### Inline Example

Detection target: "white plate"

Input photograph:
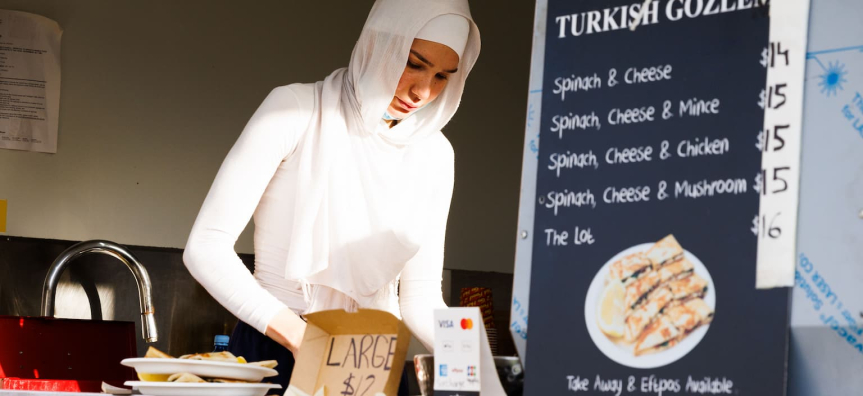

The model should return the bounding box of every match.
[584,243,716,369]
[121,358,277,382]
[125,381,281,396]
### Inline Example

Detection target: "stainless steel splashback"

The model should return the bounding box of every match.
[0,236,243,357]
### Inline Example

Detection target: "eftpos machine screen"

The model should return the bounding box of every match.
[523,0,790,395]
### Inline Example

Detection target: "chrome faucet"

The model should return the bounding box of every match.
[41,240,158,343]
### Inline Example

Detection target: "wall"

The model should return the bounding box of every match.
[0,0,534,274]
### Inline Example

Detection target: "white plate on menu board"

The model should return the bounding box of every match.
[125,381,281,396]
[121,358,277,382]
[584,243,716,369]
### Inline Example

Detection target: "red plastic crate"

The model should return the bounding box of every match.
[0,316,138,392]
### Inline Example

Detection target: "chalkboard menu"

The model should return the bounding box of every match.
[524,0,790,395]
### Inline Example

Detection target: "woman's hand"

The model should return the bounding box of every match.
[265,308,307,355]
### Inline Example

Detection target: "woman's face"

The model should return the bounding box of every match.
[386,38,460,119]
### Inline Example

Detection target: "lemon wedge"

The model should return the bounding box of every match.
[237,356,247,364]
[137,372,170,382]
[597,281,626,338]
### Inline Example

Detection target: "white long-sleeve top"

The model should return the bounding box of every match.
[183,84,450,350]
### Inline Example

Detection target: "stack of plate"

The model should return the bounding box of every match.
[120,358,281,396]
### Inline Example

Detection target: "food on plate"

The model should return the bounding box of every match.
[597,281,626,338]
[598,234,713,357]
[608,252,653,286]
[138,348,174,381]
[634,316,680,356]
[247,360,279,369]
[668,274,708,302]
[665,299,713,333]
[624,270,662,310]
[212,378,255,383]
[179,351,245,363]
[624,287,673,343]
[645,234,683,267]
[167,372,206,383]
[145,346,174,359]
[136,372,170,382]
[136,346,278,383]
[680,298,714,328]
[658,257,694,283]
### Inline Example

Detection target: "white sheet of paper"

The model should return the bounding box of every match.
[755,0,811,288]
[0,10,62,153]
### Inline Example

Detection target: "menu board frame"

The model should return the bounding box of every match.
[512,1,792,394]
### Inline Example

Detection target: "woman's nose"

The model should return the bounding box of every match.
[410,76,433,103]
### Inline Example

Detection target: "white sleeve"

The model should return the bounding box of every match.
[399,135,454,352]
[183,85,310,335]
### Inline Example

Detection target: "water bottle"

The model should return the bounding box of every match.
[213,335,229,352]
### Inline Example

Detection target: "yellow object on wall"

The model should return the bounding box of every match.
[0,199,6,232]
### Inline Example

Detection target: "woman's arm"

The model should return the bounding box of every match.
[399,133,455,352]
[183,85,311,353]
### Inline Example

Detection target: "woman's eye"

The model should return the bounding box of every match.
[435,73,448,81]
[407,61,422,69]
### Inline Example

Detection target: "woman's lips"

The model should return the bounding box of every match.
[396,98,418,111]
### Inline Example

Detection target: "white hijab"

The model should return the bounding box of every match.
[283,0,481,306]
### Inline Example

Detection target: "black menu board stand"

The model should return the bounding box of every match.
[524,1,790,395]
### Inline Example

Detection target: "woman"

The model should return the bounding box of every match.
[183,0,480,394]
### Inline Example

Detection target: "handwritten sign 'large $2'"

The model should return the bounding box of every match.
[320,334,399,396]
